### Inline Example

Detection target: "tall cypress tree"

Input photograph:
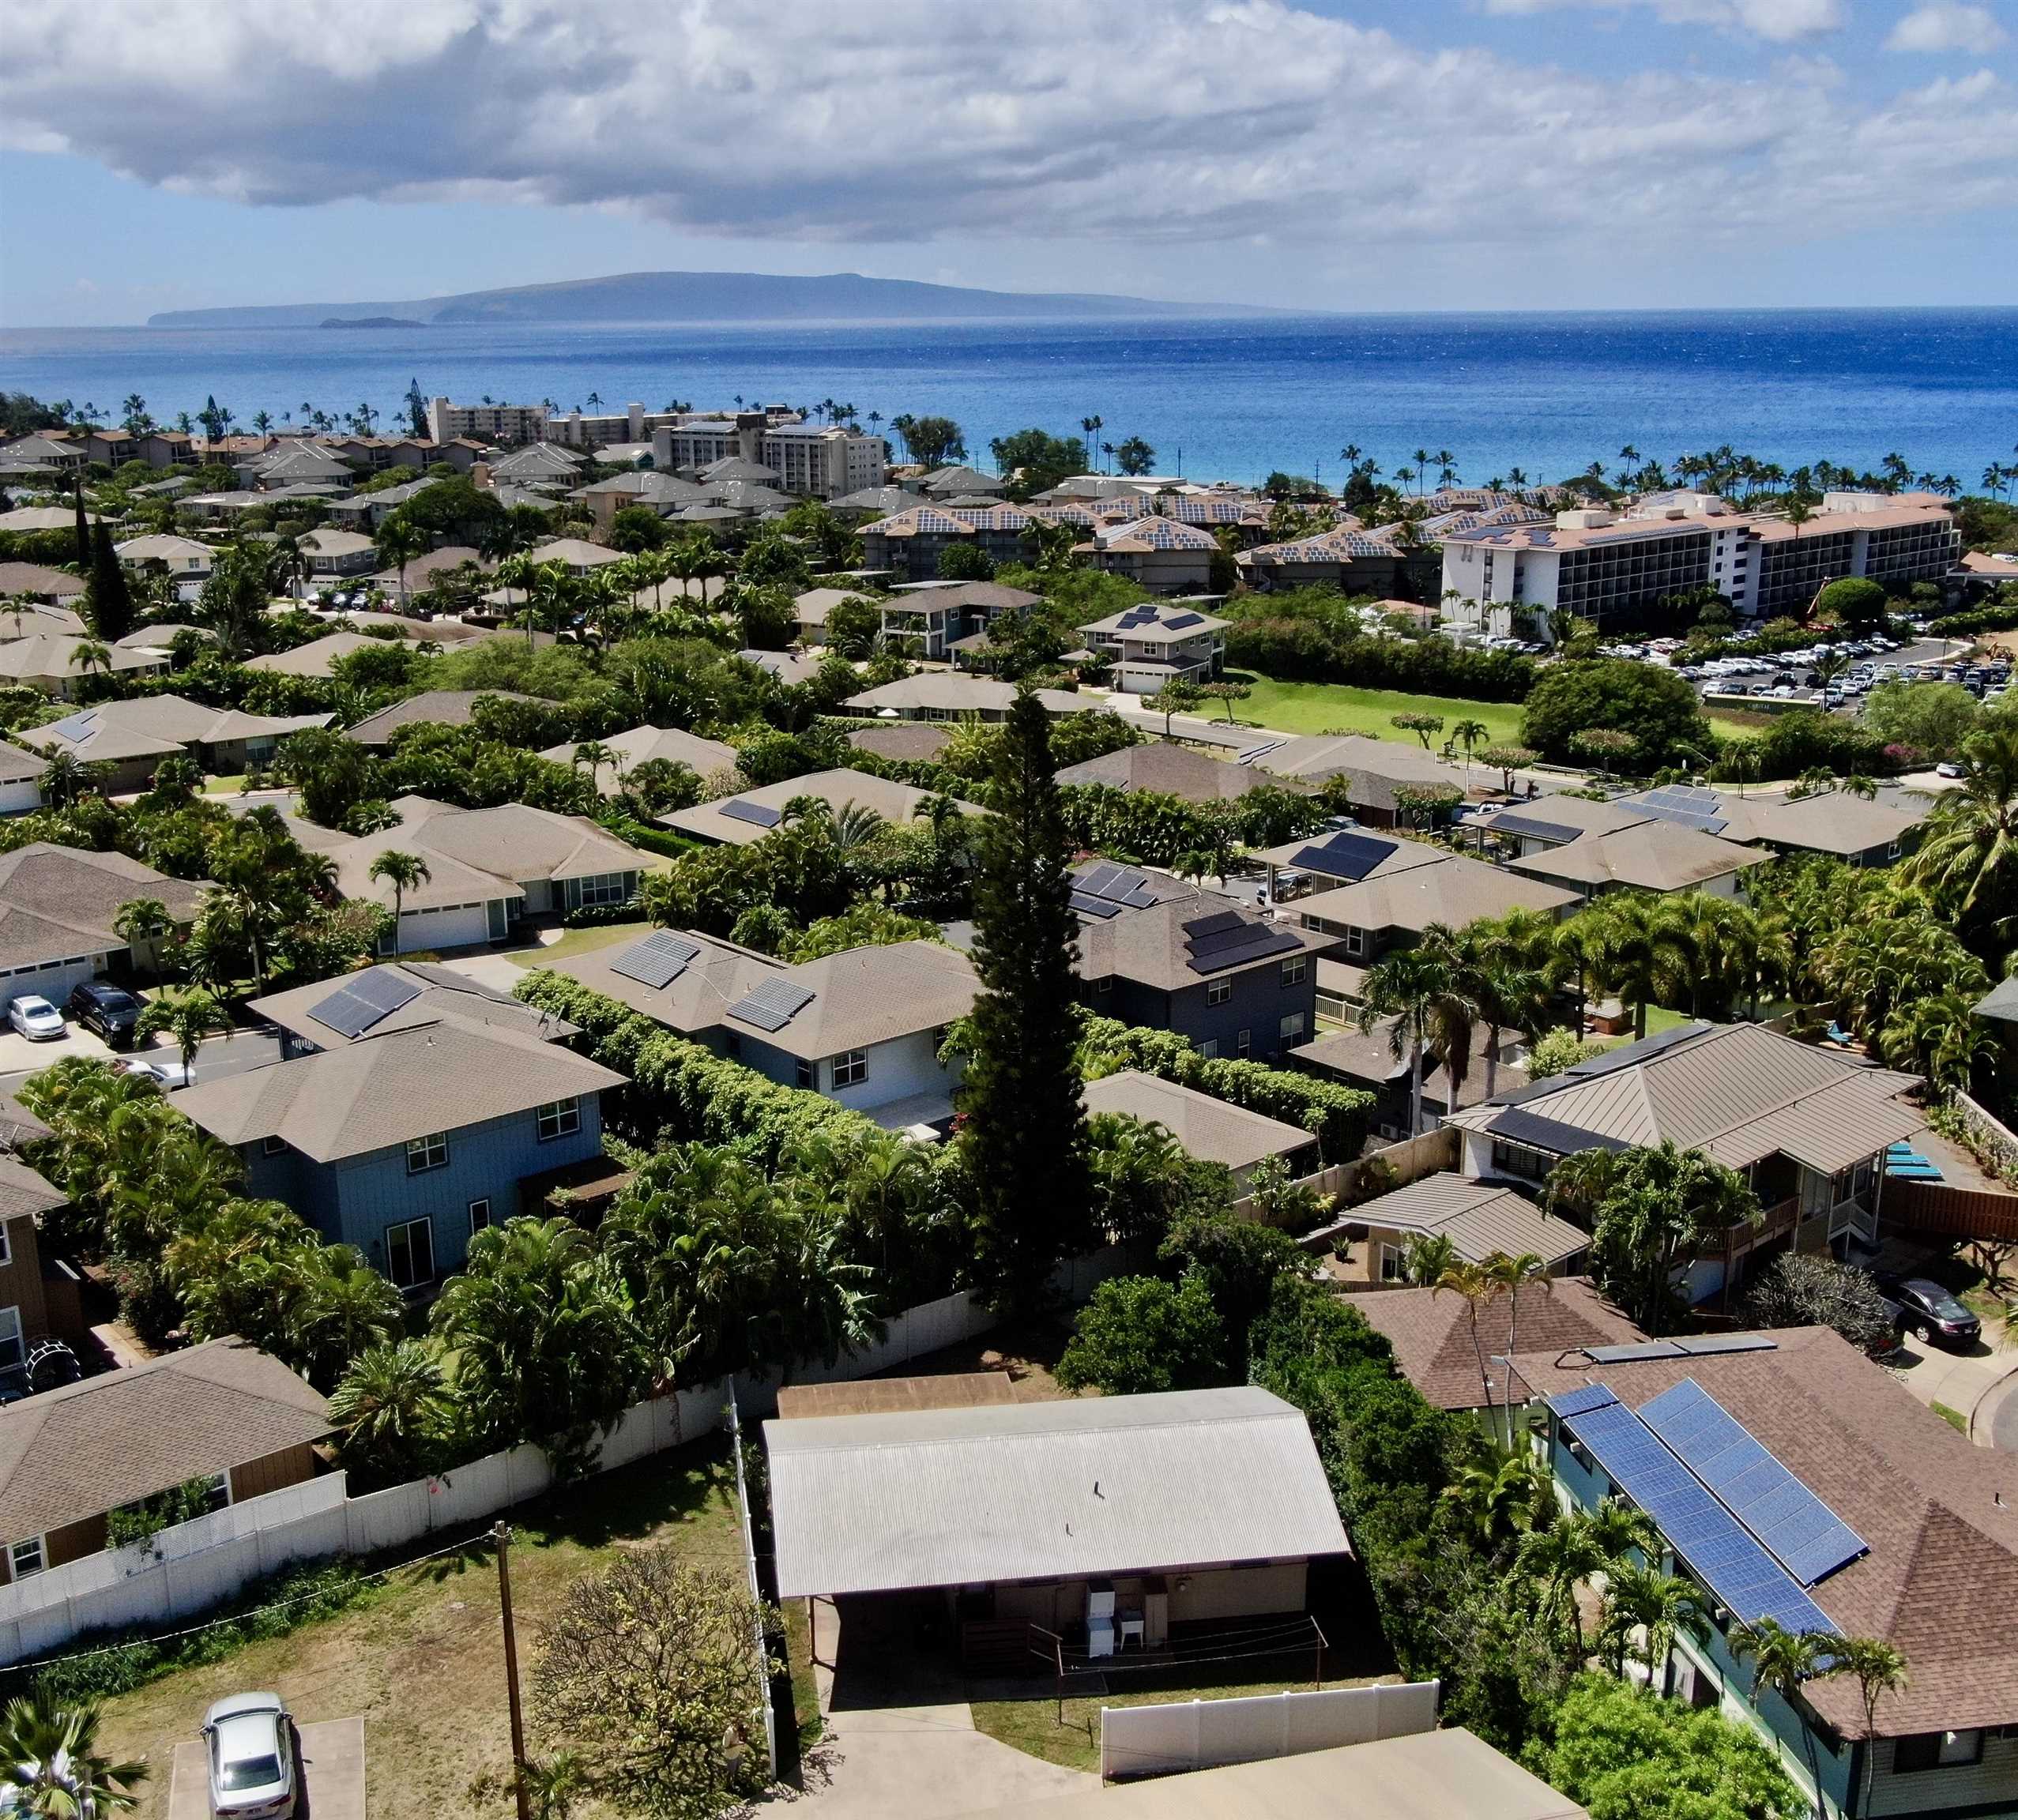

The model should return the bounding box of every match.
[960,687,1091,1312]
[72,479,89,569]
[85,518,134,643]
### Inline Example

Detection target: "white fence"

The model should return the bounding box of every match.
[0,1246,1139,1668]
[1099,1679,1440,1783]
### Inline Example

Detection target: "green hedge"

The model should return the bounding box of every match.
[1930,602,2018,637]
[1079,1014,1372,1162]
[515,969,882,1164]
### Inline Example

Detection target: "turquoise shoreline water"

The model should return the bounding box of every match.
[2,308,2013,490]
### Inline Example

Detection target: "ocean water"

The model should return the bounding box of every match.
[2,309,2014,491]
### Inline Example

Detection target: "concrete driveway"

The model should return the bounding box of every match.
[0,1016,115,1076]
[1888,1328,2018,1448]
[168,1715,364,1820]
[802,1597,1091,1819]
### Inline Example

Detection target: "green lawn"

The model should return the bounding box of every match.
[1222,674,1525,748]
[201,773,247,796]
[504,919,650,967]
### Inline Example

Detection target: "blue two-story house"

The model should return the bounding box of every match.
[175,1005,626,1292]
[1513,1328,2018,1820]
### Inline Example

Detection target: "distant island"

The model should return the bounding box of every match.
[149,267,1285,329]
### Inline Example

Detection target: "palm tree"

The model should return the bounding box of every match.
[374,513,427,605]
[1440,1453,1550,1553]
[570,741,617,792]
[38,749,91,810]
[1579,892,1686,1040]
[114,896,175,987]
[1598,1561,1706,1683]
[1399,1231,1458,1285]
[1431,1256,1500,1421]
[137,988,231,1080]
[73,638,112,683]
[367,849,431,944]
[0,1692,148,1814]
[1451,717,1489,779]
[1732,1618,1830,1818]
[1516,1507,1610,1651]
[1902,720,2018,935]
[1825,1637,1908,1817]
[1357,934,1474,1139]
[1482,1250,1549,1446]
[329,1339,450,1483]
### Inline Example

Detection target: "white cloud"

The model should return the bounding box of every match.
[1886,3,2009,52]
[0,0,2012,266]
[1478,0,1844,41]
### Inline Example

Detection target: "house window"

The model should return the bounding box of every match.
[192,1470,231,1515]
[9,1537,44,1579]
[1379,1243,1406,1282]
[469,1200,491,1235]
[536,1097,582,1141]
[1200,1040,1218,1059]
[1279,1013,1306,1046]
[796,1059,817,1090]
[1280,955,1307,988]
[1345,927,1367,957]
[0,1222,10,1268]
[1094,976,1113,995]
[1207,977,1233,1006]
[1895,1731,1983,1773]
[406,1132,449,1174]
[0,1307,21,1373]
[832,1050,868,1089]
[573,873,631,909]
[1237,1029,1252,1059]
[262,1135,286,1157]
[386,1217,435,1291]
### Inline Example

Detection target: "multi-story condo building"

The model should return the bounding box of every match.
[653,415,765,470]
[1442,494,1959,637]
[424,397,549,447]
[759,423,888,498]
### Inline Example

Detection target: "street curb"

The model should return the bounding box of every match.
[1965,1355,2018,1443]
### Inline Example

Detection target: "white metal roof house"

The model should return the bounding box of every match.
[766,1386,1350,1652]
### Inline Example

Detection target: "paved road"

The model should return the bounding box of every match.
[1889,1327,2018,1450]
[0,1028,280,1103]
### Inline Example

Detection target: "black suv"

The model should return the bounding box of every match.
[66,980,141,1047]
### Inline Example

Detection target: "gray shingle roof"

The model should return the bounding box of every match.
[0,843,205,970]
[766,1386,1350,1600]
[0,1339,332,1545]
[535,723,737,792]
[1055,742,1304,803]
[1082,1070,1316,1171]
[664,768,984,847]
[342,690,537,746]
[247,961,568,1050]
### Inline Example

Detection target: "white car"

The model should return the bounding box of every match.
[203,1692,298,1819]
[111,1055,193,1089]
[7,996,64,1041]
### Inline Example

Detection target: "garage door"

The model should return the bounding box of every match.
[0,956,100,1009]
[390,904,491,954]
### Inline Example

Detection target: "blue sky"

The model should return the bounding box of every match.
[2,0,2012,325]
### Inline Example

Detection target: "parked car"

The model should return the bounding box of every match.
[1935,761,1966,779]
[1881,1277,1982,1352]
[111,1055,193,1090]
[203,1692,298,1820]
[67,980,141,1047]
[6,996,64,1042]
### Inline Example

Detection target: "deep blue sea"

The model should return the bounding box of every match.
[2,309,2013,490]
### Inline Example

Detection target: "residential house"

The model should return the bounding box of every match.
[0,600,86,637]
[845,723,951,764]
[0,1340,332,1587]
[0,842,205,1008]
[790,586,874,645]
[1342,1277,1644,1413]
[879,580,1044,661]
[1071,862,1330,1062]
[332,796,646,953]
[1055,741,1301,804]
[526,536,624,576]
[914,464,1008,498]
[0,563,87,607]
[1079,599,1229,692]
[1246,735,1474,829]
[664,767,984,848]
[843,675,1095,724]
[0,1156,85,1393]
[737,648,826,687]
[0,508,100,537]
[17,696,333,789]
[857,504,1034,581]
[765,1386,1350,1651]
[1505,816,1768,901]
[1614,782,1926,871]
[1080,516,1220,594]
[1243,523,1438,598]
[1313,1171,1590,1288]
[113,533,213,602]
[555,928,979,1131]
[1516,1328,2018,1818]
[1289,1016,1530,1142]
[366,545,495,604]
[1444,1021,1926,1308]
[1082,1070,1319,1187]
[245,632,412,681]
[1259,829,1577,965]
[0,435,86,473]
[297,528,379,579]
[0,637,167,701]
[177,1011,626,1286]
[247,960,574,1061]
[0,746,42,817]
[341,690,537,750]
[1464,794,1663,859]
[535,723,738,795]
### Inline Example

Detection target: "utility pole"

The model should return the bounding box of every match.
[492,1521,533,1820]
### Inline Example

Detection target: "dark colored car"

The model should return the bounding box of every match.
[1882,1277,1982,1351]
[66,980,141,1047]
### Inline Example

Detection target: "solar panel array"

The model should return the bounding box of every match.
[1163,612,1205,630]
[47,709,99,745]
[608,931,702,991]
[1633,782,1730,836]
[1586,1337,1779,1365]
[308,968,423,1040]
[1489,814,1582,845]
[1071,863,1165,921]
[1548,1386,1840,1637]
[1640,1379,1868,1586]
[729,976,817,1032]
[1180,908,1305,976]
[720,799,784,829]
[1289,829,1399,883]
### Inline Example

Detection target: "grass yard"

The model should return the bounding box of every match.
[503,919,651,967]
[1222,673,1526,748]
[92,1438,800,1820]
[200,773,247,796]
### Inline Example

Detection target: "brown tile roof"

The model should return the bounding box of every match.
[1342,1277,1643,1412]
[1508,1326,2018,1736]
[0,1155,63,1223]
[0,1339,332,1544]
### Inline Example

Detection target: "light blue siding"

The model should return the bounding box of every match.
[238,1094,606,1284]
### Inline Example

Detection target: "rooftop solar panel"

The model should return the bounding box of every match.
[1560,1021,1707,1079]
[1077,862,1124,899]
[1640,1378,1867,1586]
[1586,1341,1689,1364]
[1181,910,1247,941]
[47,709,98,743]
[1673,1334,1779,1357]
[1549,1390,1839,1637]
[1070,890,1123,920]
[1184,927,1303,976]
[729,976,816,1032]
[609,931,702,991]
[1120,884,1162,908]
[1164,612,1204,630]
[1489,814,1583,845]
[307,968,423,1040]
[720,799,783,829]
[1485,1105,1632,1156]
[1549,1383,1620,1420]
[1291,830,1399,883]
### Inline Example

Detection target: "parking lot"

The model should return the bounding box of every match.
[1674,637,1999,716]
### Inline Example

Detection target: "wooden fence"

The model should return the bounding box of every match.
[1883,1178,2018,1245]
[1232,1128,1459,1228]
